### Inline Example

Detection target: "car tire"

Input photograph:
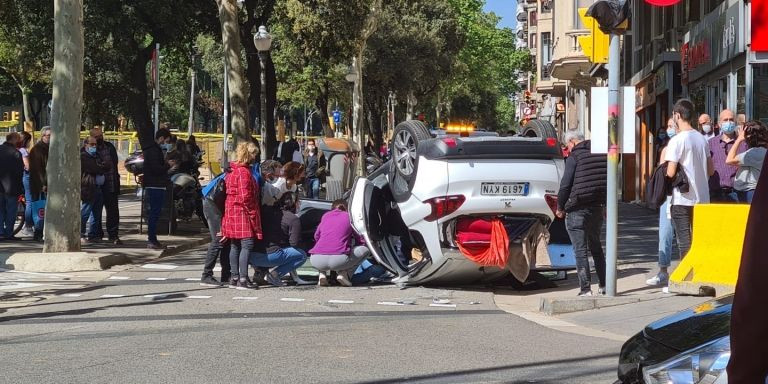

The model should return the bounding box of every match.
[521,119,557,139]
[389,120,431,203]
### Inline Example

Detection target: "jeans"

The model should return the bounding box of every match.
[351,259,388,285]
[146,188,165,243]
[565,206,606,293]
[736,190,755,204]
[671,205,694,259]
[711,188,739,203]
[658,198,675,268]
[249,247,308,277]
[202,199,231,281]
[305,177,320,199]
[0,194,17,238]
[22,172,32,229]
[310,246,371,272]
[80,188,104,239]
[229,238,254,279]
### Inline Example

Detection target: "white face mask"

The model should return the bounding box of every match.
[702,124,712,134]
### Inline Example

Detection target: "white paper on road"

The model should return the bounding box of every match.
[429,303,457,308]
[232,297,259,300]
[108,276,131,280]
[141,264,179,270]
[187,295,212,299]
[0,282,44,290]
[280,298,306,302]
[59,293,83,297]
[327,300,354,304]
[145,277,168,281]
[100,294,126,298]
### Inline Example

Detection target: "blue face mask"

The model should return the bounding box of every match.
[666,128,677,138]
[658,133,667,140]
[161,143,172,151]
[721,121,736,134]
[86,146,97,155]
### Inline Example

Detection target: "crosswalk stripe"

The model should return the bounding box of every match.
[187,295,212,299]
[100,294,125,298]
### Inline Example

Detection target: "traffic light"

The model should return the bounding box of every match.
[524,90,532,104]
[586,0,631,35]
[2,112,8,121]
[11,111,20,121]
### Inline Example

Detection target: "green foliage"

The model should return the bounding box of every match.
[0,0,53,94]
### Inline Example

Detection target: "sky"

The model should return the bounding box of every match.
[483,0,518,30]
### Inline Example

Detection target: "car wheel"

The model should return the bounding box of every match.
[389,120,431,202]
[521,119,557,139]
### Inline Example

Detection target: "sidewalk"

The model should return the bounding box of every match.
[0,194,210,308]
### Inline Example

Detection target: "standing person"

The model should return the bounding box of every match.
[18,132,34,236]
[726,120,768,204]
[262,161,305,206]
[666,99,714,259]
[555,132,607,296]
[143,128,172,249]
[0,132,24,240]
[89,127,121,244]
[708,109,745,202]
[647,119,678,286]
[28,127,51,241]
[80,136,109,245]
[251,192,307,287]
[187,135,202,159]
[303,139,326,199]
[199,169,231,287]
[698,113,715,140]
[221,142,262,290]
[310,199,370,287]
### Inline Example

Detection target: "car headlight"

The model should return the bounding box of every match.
[643,336,730,384]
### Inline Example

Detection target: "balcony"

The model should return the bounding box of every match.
[549,29,593,82]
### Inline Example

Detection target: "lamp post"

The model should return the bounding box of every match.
[253,25,273,161]
[345,63,357,142]
[187,50,197,136]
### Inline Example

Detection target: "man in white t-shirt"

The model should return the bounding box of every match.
[665,99,714,259]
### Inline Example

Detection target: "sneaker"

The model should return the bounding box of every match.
[597,287,606,296]
[318,272,329,287]
[236,279,258,290]
[578,290,593,297]
[80,238,91,245]
[200,276,222,287]
[228,277,239,289]
[290,271,313,285]
[147,241,167,250]
[252,270,267,286]
[21,227,34,237]
[336,270,353,287]
[645,273,669,286]
[264,270,287,287]
[109,238,123,245]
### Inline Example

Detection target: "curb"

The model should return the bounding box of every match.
[539,294,666,316]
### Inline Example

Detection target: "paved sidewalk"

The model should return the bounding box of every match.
[0,194,210,309]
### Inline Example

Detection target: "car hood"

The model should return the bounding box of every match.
[643,295,732,352]
[617,295,732,383]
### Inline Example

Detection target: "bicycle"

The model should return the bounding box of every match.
[12,194,26,236]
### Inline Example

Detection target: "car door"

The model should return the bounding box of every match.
[349,177,407,276]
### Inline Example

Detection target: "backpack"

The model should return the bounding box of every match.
[645,163,670,210]
[204,170,229,212]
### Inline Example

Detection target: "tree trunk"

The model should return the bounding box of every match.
[45,0,84,253]
[316,85,333,137]
[217,0,250,148]
[406,91,417,120]
[127,44,154,149]
[21,88,33,127]
[265,51,278,159]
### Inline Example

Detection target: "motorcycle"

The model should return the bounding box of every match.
[125,150,207,227]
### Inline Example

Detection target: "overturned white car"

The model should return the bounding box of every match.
[349,120,574,285]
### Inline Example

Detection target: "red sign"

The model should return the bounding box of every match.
[644,0,682,5]
[753,0,768,51]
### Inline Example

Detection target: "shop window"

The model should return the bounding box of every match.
[738,68,746,115]
[753,65,768,123]
[541,32,552,80]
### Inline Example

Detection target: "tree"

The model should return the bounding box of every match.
[216,0,251,149]
[44,0,84,252]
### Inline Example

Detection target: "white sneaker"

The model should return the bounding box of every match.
[290,271,313,286]
[318,272,329,287]
[645,273,669,286]
[336,270,352,287]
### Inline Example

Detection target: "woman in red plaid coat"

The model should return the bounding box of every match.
[221,142,262,289]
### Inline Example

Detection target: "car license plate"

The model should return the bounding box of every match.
[480,182,529,196]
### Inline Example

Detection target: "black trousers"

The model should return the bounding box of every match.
[565,206,606,293]
[202,199,231,281]
[671,205,694,259]
[92,186,120,240]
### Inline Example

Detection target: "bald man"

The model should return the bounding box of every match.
[707,109,746,202]
[698,113,715,140]
[88,127,122,244]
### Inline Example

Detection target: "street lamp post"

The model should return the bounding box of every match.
[345,63,356,142]
[253,25,273,161]
[187,51,197,136]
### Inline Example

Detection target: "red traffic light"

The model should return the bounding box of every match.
[644,0,682,5]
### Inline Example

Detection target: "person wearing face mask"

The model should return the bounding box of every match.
[142,128,172,249]
[707,109,747,202]
[665,99,714,260]
[28,127,51,241]
[303,139,326,199]
[87,127,121,245]
[647,119,679,287]
[698,113,715,140]
[80,135,109,245]
[726,120,768,203]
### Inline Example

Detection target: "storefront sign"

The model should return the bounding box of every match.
[655,65,668,96]
[635,76,655,111]
[682,2,743,84]
[753,0,768,51]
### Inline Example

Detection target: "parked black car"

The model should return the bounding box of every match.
[616,295,732,383]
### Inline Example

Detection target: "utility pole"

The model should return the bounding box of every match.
[153,43,160,134]
[187,52,196,136]
[222,61,229,165]
[605,34,620,297]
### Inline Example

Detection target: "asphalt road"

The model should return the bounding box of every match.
[0,246,623,384]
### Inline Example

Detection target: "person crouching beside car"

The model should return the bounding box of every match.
[80,136,109,245]
[309,199,371,287]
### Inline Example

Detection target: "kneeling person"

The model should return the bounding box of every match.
[250,192,307,286]
[309,199,371,287]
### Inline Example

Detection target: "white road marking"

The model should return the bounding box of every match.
[328,300,355,304]
[143,294,168,299]
[187,295,212,299]
[377,301,406,306]
[429,303,457,308]
[100,294,125,298]
[0,268,70,278]
[145,277,168,281]
[141,264,179,270]
[108,276,131,280]
[232,297,259,300]
[280,298,306,302]
[0,283,44,290]
[185,278,200,281]
[60,293,83,297]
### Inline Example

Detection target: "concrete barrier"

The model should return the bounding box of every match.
[2,252,131,272]
[669,204,750,296]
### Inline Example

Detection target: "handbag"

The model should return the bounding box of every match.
[31,193,47,227]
